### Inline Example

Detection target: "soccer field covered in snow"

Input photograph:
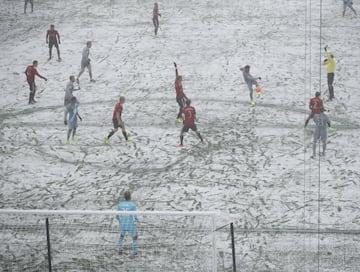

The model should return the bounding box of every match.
[1,0,360,271]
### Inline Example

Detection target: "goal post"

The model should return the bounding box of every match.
[0,209,218,272]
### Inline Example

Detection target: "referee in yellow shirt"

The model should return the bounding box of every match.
[323,45,336,101]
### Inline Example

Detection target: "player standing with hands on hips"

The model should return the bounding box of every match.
[46,24,61,61]
[116,191,139,258]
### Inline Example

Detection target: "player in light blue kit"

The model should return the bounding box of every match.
[77,41,95,83]
[240,65,261,106]
[311,107,332,158]
[116,191,138,257]
[64,96,82,145]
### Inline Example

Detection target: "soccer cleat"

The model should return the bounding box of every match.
[90,79,96,83]
[127,137,133,142]
[250,100,256,106]
[176,118,183,123]
[328,127,336,133]
[154,35,158,38]
[178,144,184,148]
[320,152,325,156]
[104,137,109,145]
[201,140,206,144]
[65,140,70,145]
[71,136,78,142]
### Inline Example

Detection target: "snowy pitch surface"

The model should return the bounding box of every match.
[1,0,360,271]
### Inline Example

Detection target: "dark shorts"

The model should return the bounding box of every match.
[28,81,36,92]
[81,60,91,69]
[113,119,123,129]
[49,41,59,49]
[176,97,186,108]
[182,124,197,133]
[327,73,334,85]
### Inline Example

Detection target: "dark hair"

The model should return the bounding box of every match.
[33,60,38,65]
[186,99,191,106]
[124,191,131,201]
[50,24,54,27]
[315,91,321,97]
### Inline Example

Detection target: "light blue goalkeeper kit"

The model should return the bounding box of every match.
[116,201,138,254]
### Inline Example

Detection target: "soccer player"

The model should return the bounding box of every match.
[77,41,95,84]
[304,91,323,127]
[152,2,161,37]
[64,96,82,145]
[24,60,47,104]
[311,107,332,158]
[64,76,80,106]
[179,99,205,147]
[104,96,132,144]
[24,0,33,14]
[116,191,138,258]
[46,24,61,61]
[323,46,336,101]
[174,62,188,123]
[343,0,357,17]
[240,65,261,106]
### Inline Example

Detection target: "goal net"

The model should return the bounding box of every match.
[0,209,217,272]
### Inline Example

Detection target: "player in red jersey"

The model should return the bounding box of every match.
[24,60,47,104]
[152,2,161,37]
[46,24,61,61]
[174,62,188,123]
[179,99,205,147]
[305,91,323,127]
[104,96,132,144]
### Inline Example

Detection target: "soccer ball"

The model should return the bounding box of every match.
[255,86,262,93]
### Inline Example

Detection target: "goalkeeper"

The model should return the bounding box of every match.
[116,191,138,258]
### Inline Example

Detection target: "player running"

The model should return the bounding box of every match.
[116,191,139,258]
[311,107,332,158]
[240,65,261,106]
[24,60,47,104]
[152,2,161,37]
[174,62,188,123]
[179,99,205,147]
[304,91,323,127]
[77,41,95,84]
[104,96,132,144]
[64,96,82,145]
[46,24,61,61]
